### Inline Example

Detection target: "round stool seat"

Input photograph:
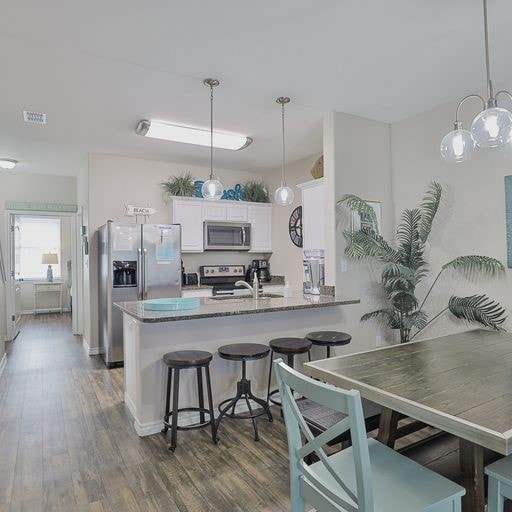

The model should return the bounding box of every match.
[163,350,213,368]
[306,331,352,347]
[218,343,270,361]
[269,337,312,355]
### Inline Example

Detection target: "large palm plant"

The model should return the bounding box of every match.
[339,182,507,343]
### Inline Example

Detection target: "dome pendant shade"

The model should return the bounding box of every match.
[274,185,294,206]
[440,126,475,163]
[201,179,224,201]
[471,107,512,148]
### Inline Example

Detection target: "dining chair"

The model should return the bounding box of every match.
[485,456,512,512]
[273,359,465,512]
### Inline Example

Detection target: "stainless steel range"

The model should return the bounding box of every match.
[199,265,247,296]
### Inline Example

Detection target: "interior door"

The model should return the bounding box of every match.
[7,214,21,340]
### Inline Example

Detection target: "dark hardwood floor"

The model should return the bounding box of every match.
[0,314,482,511]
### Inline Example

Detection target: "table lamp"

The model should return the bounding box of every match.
[42,253,58,282]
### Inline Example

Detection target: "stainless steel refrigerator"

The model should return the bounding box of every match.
[98,222,181,367]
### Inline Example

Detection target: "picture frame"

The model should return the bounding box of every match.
[350,200,382,234]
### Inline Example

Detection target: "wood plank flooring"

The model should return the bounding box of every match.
[0,314,496,511]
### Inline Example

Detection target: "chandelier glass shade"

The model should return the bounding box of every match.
[441,0,512,162]
[274,96,294,206]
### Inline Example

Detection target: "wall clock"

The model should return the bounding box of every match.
[288,206,303,248]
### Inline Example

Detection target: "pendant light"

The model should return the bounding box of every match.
[201,78,224,200]
[441,0,512,163]
[274,97,294,206]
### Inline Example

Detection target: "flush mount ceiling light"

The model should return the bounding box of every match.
[441,0,512,163]
[136,120,252,151]
[274,97,294,206]
[0,159,17,170]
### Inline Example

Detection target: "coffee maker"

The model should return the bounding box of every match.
[245,259,271,283]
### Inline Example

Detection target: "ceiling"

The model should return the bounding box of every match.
[1,0,511,177]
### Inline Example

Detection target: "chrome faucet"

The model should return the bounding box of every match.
[235,276,259,300]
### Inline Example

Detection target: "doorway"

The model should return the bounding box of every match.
[6,211,80,341]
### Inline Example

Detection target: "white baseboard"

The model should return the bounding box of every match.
[82,338,101,356]
[124,391,256,437]
[0,353,7,379]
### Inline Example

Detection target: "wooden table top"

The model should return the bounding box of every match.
[304,329,512,455]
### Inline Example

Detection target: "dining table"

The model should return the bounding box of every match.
[303,329,512,512]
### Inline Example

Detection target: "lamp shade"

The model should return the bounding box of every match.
[42,253,59,265]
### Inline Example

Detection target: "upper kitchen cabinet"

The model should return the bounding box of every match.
[170,198,204,252]
[297,178,324,251]
[248,204,272,253]
[170,197,271,253]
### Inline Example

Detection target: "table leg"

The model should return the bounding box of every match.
[377,407,400,448]
[459,439,485,512]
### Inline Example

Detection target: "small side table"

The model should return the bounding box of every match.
[34,281,63,315]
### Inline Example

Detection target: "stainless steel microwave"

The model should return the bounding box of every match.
[204,221,251,251]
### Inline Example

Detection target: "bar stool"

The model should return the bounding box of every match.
[306,330,352,358]
[216,343,273,442]
[485,456,512,511]
[267,337,312,407]
[162,350,216,452]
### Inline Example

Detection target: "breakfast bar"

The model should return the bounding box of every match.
[115,293,359,436]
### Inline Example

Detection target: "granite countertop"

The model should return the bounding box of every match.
[115,293,359,323]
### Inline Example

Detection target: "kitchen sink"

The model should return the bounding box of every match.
[209,293,283,301]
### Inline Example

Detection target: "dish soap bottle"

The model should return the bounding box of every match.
[252,273,259,300]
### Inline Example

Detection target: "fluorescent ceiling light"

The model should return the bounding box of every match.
[0,159,17,170]
[136,120,252,151]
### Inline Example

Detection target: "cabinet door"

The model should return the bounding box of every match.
[172,200,204,252]
[202,202,226,221]
[249,206,272,253]
[302,182,324,251]
[226,203,248,222]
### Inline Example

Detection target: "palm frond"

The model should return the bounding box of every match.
[338,194,379,234]
[344,229,399,264]
[396,208,425,270]
[402,310,428,331]
[448,294,507,331]
[442,255,505,279]
[361,309,401,329]
[419,181,442,243]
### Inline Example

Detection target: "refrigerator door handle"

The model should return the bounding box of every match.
[137,248,143,300]
[143,248,148,300]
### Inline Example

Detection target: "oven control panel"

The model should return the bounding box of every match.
[199,265,245,277]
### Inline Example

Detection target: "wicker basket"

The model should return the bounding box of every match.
[310,155,323,179]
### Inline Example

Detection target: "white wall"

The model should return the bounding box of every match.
[323,111,394,352]
[391,99,512,338]
[0,172,77,354]
[86,153,268,350]
[266,154,321,290]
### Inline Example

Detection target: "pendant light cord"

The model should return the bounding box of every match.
[210,83,214,180]
[281,101,286,187]
[482,0,493,99]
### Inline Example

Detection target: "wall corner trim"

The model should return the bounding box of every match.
[83,338,101,356]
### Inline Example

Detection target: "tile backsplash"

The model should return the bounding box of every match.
[182,252,267,276]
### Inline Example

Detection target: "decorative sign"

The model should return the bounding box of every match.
[193,180,244,201]
[125,205,157,217]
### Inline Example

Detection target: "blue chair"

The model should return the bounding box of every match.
[273,359,465,512]
[485,456,512,511]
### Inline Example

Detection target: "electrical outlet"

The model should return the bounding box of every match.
[375,335,385,347]
[340,259,348,272]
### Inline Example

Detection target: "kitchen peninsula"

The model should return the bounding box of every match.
[116,293,359,436]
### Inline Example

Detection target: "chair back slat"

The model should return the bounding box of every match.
[274,359,374,512]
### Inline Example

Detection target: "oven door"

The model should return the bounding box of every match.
[204,222,251,251]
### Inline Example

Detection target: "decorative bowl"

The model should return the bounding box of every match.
[143,297,200,311]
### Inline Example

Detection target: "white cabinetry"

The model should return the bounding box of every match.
[297,178,324,252]
[171,199,203,252]
[170,197,272,253]
[182,288,213,298]
[248,205,272,253]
